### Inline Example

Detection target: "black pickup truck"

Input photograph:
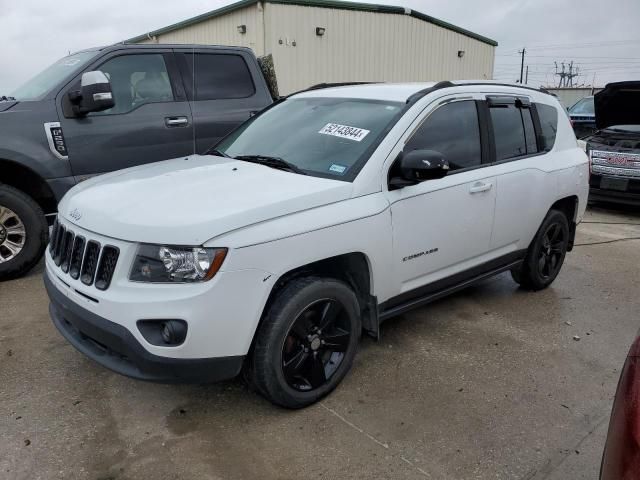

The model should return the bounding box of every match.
[587,82,640,206]
[0,44,274,280]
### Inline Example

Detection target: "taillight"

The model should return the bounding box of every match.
[601,335,640,479]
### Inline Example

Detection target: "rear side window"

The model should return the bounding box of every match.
[489,104,527,160]
[406,100,482,170]
[180,53,255,100]
[536,103,559,151]
[522,108,538,154]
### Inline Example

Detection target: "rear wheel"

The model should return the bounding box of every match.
[511,209,569,290]
[0,185,48,281]
[249,277,361,408]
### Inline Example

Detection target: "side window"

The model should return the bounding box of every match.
[522,108,538,154]
[489,104,527,160]
[94,54,174,115]
[181,53,255,100]
[406,100,482,170]
[536,103,559,151]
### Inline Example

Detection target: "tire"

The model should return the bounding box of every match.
[510,209,570,291]
[0,184,48,281]
[249,276,361,409]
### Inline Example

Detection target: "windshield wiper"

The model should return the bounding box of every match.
[234,155,307,175]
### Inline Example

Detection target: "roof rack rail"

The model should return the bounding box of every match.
[406,81,455,104]
[306,81,379,91]
[406,81,554,104]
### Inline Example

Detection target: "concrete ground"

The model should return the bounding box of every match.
[2,204,639,480]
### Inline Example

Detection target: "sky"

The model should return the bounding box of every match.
[1,0,639,93]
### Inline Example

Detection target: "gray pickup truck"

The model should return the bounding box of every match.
[0,44,274,280]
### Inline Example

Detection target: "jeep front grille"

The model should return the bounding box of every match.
[48,220,119,290]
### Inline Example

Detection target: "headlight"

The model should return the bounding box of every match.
[129,245,227,283]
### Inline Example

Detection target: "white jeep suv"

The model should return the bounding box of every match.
[45,81,589,408]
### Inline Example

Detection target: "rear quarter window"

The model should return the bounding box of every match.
[536,103,559,151]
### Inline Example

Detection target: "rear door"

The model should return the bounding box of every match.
[59,49,194,177]
[486,96,557,252]
[174,48,272,153]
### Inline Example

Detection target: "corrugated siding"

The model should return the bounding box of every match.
[143,4,264,54]
[136,3,495,95]
[264,3,495,94]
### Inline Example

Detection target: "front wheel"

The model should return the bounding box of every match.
[249,277,361,409]
[0,185,48,281]
[511,209,570,291]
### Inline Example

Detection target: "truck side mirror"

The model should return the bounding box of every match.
[389,150,450,190]
[69,71,115,116]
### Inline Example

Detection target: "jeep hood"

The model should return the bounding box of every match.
[59,155,353,245]
[595,81,640,129]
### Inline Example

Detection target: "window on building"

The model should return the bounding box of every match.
[406,100,482,170]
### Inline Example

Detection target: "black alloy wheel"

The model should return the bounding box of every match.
[282,298,351,391]
[538,222,565,279]
[249,277,361,409]
[511,209,570,291]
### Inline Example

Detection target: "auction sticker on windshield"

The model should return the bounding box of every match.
[319,123,370,142]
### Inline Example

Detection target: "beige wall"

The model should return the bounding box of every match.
[546,87,602,109]
[137,3,495,95]
[139,3,265,55]
[264,3,495,94]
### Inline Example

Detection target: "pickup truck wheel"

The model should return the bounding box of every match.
[510,209,569,291]
[250,277,361,409]
[0,185,48,281]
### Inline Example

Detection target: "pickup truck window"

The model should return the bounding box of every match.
[94,54,174,115]
[180,53,255,100]
[405,100,481,170]
[10,51,95,101]
[216,97,402,180]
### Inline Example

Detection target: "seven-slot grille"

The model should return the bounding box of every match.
[49,219,119,290]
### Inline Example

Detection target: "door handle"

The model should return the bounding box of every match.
[469,181,493,194]
[165,116,189,127]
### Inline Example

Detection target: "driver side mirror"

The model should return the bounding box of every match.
[389,149,450,190]
[68,71,115,116]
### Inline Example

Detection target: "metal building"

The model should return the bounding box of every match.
[127,0,497,95]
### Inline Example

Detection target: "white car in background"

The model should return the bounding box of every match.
[44,81,589,408]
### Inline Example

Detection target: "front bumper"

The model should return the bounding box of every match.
[45,273,244,383]
[589,173,640,206]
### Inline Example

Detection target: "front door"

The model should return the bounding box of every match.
[59,50,194,177]
[386,99,497,299]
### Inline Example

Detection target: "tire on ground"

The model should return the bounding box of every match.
[0,184,48,281]
[511,209,570,291]
[249,276,361,409]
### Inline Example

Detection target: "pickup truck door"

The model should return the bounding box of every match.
[174,48,273,153]
[57,49,195,177]
[384,97,497,307]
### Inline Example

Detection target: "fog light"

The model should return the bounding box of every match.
[137,319,187,346]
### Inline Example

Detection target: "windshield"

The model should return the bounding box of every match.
[10,51,96,101]
[568,97,594,115]
[216,97,403,180]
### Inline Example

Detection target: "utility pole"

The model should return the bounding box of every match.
[525,66,529,85]
[518,48,526,83]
